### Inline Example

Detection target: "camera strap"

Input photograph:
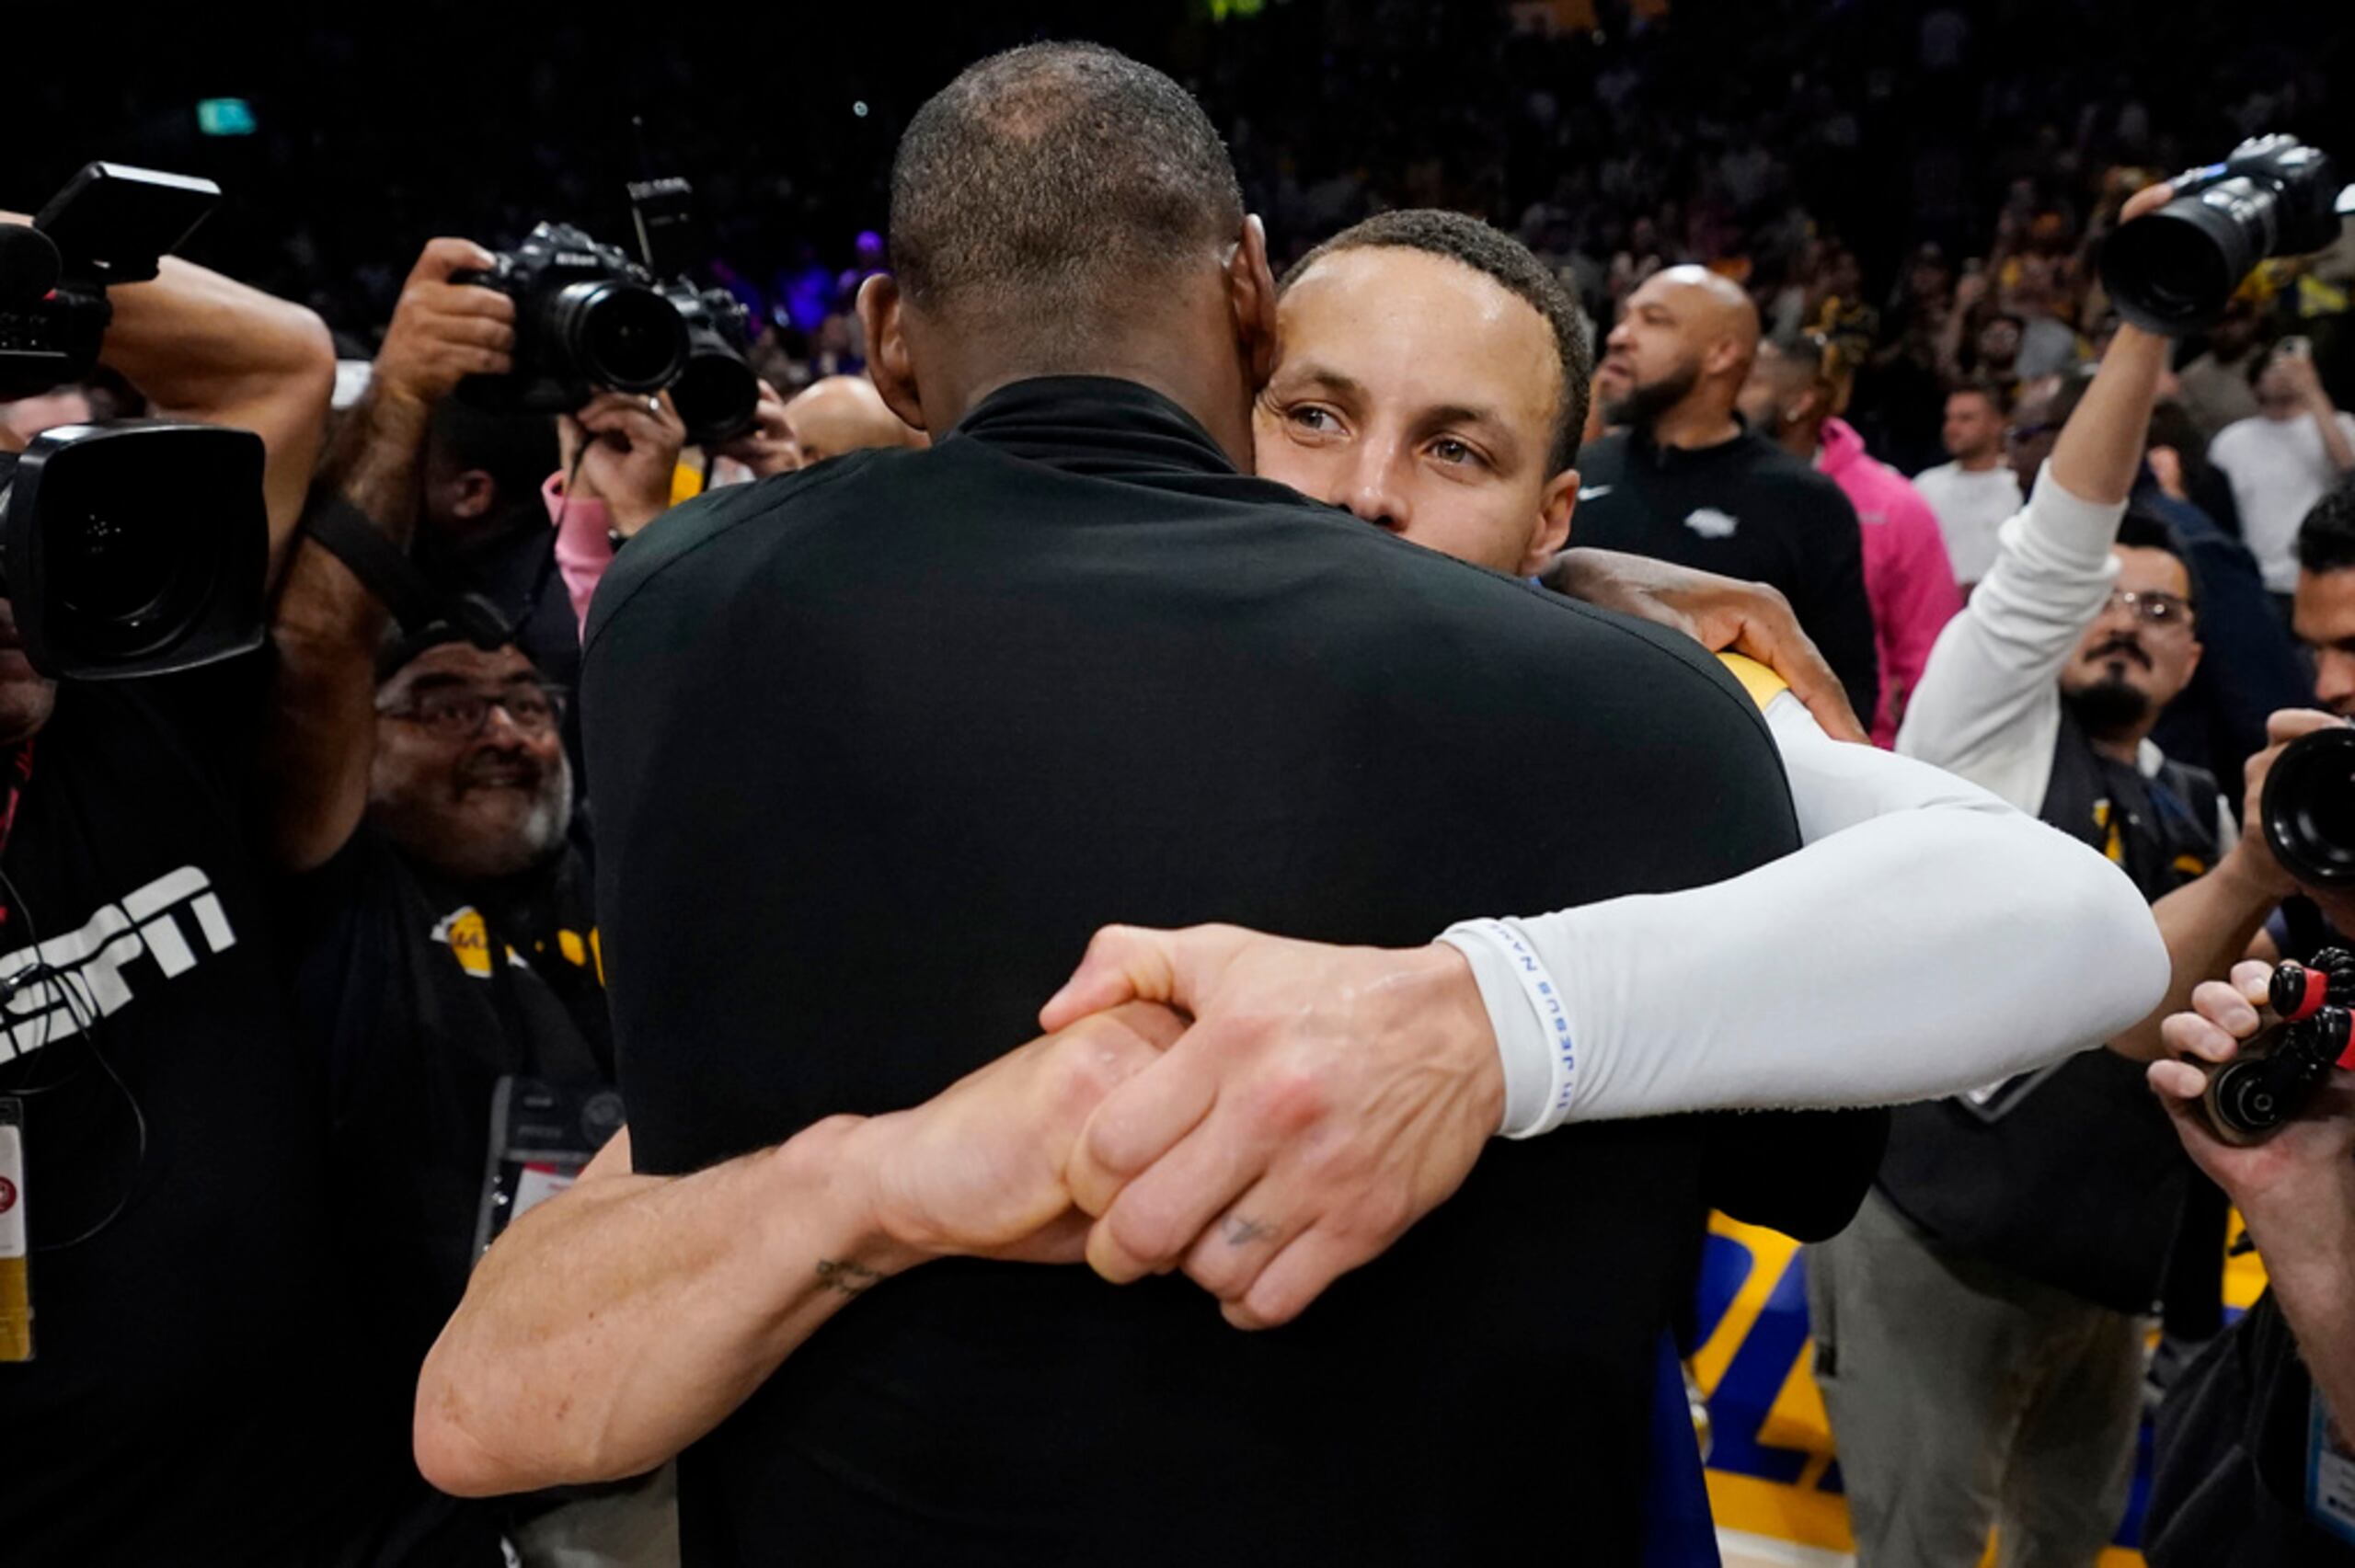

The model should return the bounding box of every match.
[302,494,511,647]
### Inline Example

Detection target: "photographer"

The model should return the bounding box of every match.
[0,223,370,1562]
[2146,951,2355,1565]
[270,235,672,1564]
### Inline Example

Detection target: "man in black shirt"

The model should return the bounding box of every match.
[1576,264,1880,723]
[285,626,616,1564]
[267,236,660,1565]
[418,43,1809,1564]
[0,235,373,1562]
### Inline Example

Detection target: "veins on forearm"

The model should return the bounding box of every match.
[318,386,431,548]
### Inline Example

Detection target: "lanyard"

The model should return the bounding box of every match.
[0,740,34,926]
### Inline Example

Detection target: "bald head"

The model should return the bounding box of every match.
[783,376,925,468]
[1598,264,1763,442]
[1655,265,1760,351]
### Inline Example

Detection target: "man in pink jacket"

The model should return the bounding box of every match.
[1743,331,1962,743]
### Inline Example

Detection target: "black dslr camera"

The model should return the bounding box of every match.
[2204,949,2355,1145]
[0,164,267,680]
[454,223,691,414]
[457,183,760,445]
[2263,723,2355,889]
[2102,135,2354,334]
[663,280,758,446]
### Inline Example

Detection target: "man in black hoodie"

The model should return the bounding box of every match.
[1575,265,1880,724]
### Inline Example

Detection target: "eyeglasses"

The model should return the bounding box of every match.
[378,681,569,739]
[2102,589,2194,628]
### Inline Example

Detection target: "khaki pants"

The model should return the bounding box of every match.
[1807,1189,2144,1568]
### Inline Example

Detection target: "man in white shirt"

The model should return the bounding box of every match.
[1914,381,2025,590]
[2210,339,2355,592]
[1817,317,2321,1567]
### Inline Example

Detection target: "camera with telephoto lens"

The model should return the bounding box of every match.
[0,163,267,680]
[2261,724,2355,888]
[2101,135,2355,334]
[454,222,691,413]
[2204,949,2355,1145]
[661,280,758,446]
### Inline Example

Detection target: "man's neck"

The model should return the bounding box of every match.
[1957,450,2005,474]
[1646,396,1742,452]
[953,359,1254,469]
[907,299,1258,471]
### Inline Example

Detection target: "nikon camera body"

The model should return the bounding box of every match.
[454,223,691,414]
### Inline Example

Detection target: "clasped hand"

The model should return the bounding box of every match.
[864,927,1503,1330]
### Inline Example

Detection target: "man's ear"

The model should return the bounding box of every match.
[450,469,496,522]
[857,274,926,431]
[1521,468,1580,577]
[1227,214,1279,391]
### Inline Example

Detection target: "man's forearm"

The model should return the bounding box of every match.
[1449,702,2169,1132]
[2048,324,2166,505]
[2249,1191,2355,1429]
[2111,849,2283,1060]
[416,1116,915,1497]
[258,386,433,872]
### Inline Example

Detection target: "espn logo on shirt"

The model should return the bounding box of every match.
[0,865,236,1059]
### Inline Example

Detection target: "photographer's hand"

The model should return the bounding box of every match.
[2154,967,2355,1421]
[259,237,511,875]
[2110,709,2333,1060]
[561,392,686,538]
[371,239,516,414]
[709,379,798,478]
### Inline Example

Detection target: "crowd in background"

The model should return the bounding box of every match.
[12,2,2352,429]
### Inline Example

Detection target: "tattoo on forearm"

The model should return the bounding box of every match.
[1222,1216,1272,1248]
[814,1258,889,1297]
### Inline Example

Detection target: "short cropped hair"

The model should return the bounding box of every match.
[2116,507,2200,615]
[1946,378,2006,416]
[889,43,1245,341]
[2298,478,2355,575]
[1281,209,1593,475]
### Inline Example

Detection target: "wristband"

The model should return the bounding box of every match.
[1437,918,1576,1139]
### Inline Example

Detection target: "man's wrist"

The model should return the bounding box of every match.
[608,489,671,539]
[356,376,439,441]
[2216,839,2298,906]
[2240,1174,2355,1305]
[767,1115,929,1286]
[1434,921,1562,1138]
[1407,939,1506,1132]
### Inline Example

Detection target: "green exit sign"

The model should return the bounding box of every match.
[197,98,257,137]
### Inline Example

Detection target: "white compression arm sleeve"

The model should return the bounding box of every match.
[1442,692,2169,1136]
